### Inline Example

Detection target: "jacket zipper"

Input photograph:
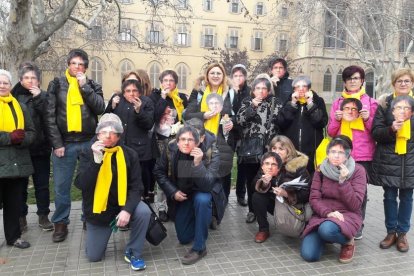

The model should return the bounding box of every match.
[298,105,304,151]
[401,155,405,189]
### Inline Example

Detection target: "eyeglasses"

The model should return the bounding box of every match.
[263,161,278,167]
[22,76,38,81]
[342,107,358,112]
[178,137,195,143]
[346,77,361,82]
[124,89,139,93]
[396,79,412,85]
[162,79,175,83]
[394,106,412,112]
[254,87,268,91]
[272,66,285,70]
[209,72,223,76]
[0,81,11,86]
[294,85,308,89]
[328,150,346,156]
[98,131,118,137]
[69,61,85,67]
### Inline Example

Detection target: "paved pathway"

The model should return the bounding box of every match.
[1,185,414,275]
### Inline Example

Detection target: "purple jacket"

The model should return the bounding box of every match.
[302,164,367,239]
[327,94,378,161]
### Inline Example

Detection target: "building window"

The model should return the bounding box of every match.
[176,0,188,9]
[324,10,346,48]
[147,22,163,44]
[176,63,188,90]
[252,31,263,51]
[230,0,240,14]
[256,2,265,16]
[176,24,191,46]
[278,33,288,52]
[88,19,103,40]
[119,19,132,42]
[149,62,161,88]
[227,28,239,49]
[363,16,382,51]
[90,58,103,84]
[323,68,332,92]
[120,59,134,77]
[335,69,343,92]
[280,6,288,17]
[201,26,216,48]
[204,0,213,11]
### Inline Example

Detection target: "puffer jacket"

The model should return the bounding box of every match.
[275,90,328,171]
[371,94,414,189]
[11,83,51,157]
[328,93,378,161]
[45,76,105,149]
[105,94,155,161]
[153,131,220,198]
[302,164,366,239]
[273,72,293,104]
[0,101,36,178]
[75,140,143,226]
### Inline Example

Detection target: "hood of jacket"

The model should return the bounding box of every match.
[285,151,309,174]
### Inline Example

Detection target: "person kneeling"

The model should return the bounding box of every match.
[75,113,151,271]
[154,125,220,265]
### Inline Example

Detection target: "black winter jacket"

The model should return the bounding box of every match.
[274,90,328,172]
[372,94,414,189]
[273,72,293,104]
[11,83,51,157]
[153,131,220,199]
[75,141,143,226]
[45,77,105,149]
[105,95,155,161]
[149,88,188,124]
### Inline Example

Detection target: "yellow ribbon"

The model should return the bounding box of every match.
[166,87,184,122]
[342,87,366,99]
[93,146,127,214]
[200,85,223,135]
[396,120,411,155]
[0,94,25,132]
[65,69,84,132]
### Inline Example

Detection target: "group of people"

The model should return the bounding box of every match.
[1,48,414,271]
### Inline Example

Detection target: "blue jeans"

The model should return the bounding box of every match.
[85,201,151,262]
[51,142,89,224]
[383,187,413,233]
[21,154,51,216]
[174,192,212,252]
[301,221,350,262]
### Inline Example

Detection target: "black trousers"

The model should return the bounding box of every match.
[252,191,275,232]
[0,178,24,244]
[235,161,247,199]
[222,173,231,200]
[140,159,156,197]
[238,163,260,213]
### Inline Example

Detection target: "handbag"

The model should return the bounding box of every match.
[144,201,167,246]
[237,136,264,163]
[315,128,330,169]
[211,181,228,225]
[273,198,312,238]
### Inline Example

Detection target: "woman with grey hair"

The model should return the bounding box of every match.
[372,69,414,253]
[236,73,282,223]
[0,69,36,248]
[275,75,328,174]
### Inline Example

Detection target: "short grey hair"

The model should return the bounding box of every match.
[251,77,272,93]
[0,69,12,84]
[18,61,41,82]
[292,75,312,89]
[391,95,414,111]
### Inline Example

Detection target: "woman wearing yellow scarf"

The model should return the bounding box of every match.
[327,65,378,240]
[372,68,414,253]
[0,69,36,249]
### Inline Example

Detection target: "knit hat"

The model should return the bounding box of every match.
[96,113,124,134]
[231,64,247,77]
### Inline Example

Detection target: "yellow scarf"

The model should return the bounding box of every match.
[200,85,223,135]
[0,94,25,132]
[65,69,84,132]
[393,91,413,154]
[93,146,127,214]
[298,97,307,104]
[342,87,366,99]
[340,118,364,140]
[166,87,184,122]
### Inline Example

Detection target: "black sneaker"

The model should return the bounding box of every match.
[237,197,248,207]
[181,249,207,265]
[38,215,54,231]
[12,238,30,249]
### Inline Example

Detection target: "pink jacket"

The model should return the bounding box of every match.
[327,94,378,161]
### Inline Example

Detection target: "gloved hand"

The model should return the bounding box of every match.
[9,129,25,145]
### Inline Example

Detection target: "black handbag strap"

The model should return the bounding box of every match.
[143,199,158,216]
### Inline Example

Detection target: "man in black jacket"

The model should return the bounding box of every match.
[75,113,151,271]
[154,125,220,265]
[269,58,293,104]
[45,49,105,242]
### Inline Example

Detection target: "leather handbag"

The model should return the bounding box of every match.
[145,201,167,246]
[273,199,312,238]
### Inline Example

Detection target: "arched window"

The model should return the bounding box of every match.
[149,62,161,88]
[365,71,375,98]
[335,69,343,92]
[323,68,332,92]
[176,63,189,90]
[90,58,103,84]
[120,59,134,78]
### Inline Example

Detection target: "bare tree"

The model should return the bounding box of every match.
[203,48,251,76]
[285,0,414,96]
[0,0,193,79]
